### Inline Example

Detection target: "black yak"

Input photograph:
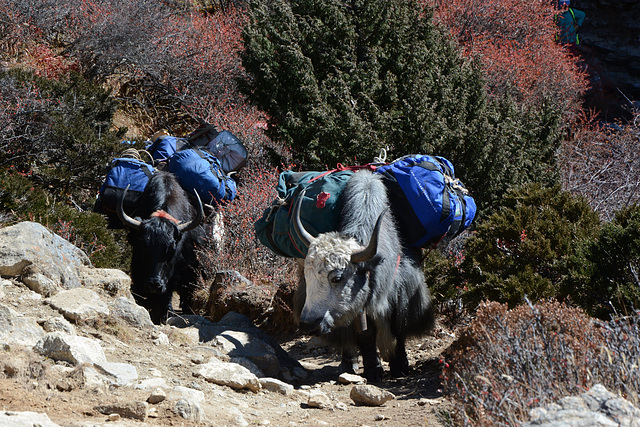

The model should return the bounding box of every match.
[292,169,435,381]
[118,170,205,324]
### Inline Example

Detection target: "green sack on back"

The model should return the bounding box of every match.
[254,169,354,258]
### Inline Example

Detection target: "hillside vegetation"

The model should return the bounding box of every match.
[1,0,639,424]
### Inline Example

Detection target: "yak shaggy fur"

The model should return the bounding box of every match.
[125,171,205,324]
[294,169,435,381]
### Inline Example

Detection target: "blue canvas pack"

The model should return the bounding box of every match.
[147,135,188,162]
[375,154,476,248]
[254,169,355,258]
[168,148,237,204]
[96,157,155,224]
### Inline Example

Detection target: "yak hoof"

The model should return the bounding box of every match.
[363,365,385,383]
[338,359,359,375]
[389,357,410,378]
[339,348,359,375]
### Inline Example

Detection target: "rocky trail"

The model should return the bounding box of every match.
[0,221,457,426]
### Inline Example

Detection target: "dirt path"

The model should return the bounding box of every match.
[0,280,458,426]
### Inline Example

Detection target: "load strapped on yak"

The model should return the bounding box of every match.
[94,122,247,228]
[254,153,476,258]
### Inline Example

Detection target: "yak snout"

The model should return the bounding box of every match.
[298,309,334,335]
[145,275,167,295]
[298,319,321,335]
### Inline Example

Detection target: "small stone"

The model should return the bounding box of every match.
[174,399,204,422]
[350,385,395,406]
[147,387,166,404]
[335,402,348,411]
[108,413,121,421]
[338,373,366,385]
[305,389,332,409]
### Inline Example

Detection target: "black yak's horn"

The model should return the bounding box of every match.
[117,185,142,229]
[177,190,204,233]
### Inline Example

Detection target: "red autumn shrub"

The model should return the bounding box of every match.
[0,0,78,79]
[443,299,640,424]
[442,300,603,425]
[195,162,298,328]
[426,0,587,117]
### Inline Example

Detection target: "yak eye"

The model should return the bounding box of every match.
[328,270,343,286]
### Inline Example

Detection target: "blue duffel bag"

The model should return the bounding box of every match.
[375,154,476,248]
[95,157,155,227]
[168,148,237,204]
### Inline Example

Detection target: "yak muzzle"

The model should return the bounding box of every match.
[145,277,167,295]
[298,320,322,335]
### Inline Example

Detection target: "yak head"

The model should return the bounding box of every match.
[117,185,203,296]
[292,192,385,335]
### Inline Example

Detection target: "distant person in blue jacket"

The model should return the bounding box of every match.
[556,0,586,48]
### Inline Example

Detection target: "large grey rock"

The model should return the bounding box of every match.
[525,384,640,426]
[167,312,305,380]
[46,288,110,321]
[34,332,106,365]
[0,222,90,292]
[0,304,45,348]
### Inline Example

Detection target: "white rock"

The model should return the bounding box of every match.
[0,410,62,426]
[350,385,395,406]
[168,386,205,405]
[196,360,261,392]
[259,378,295,396]
[46,288,109,321]
[34,332,106,365]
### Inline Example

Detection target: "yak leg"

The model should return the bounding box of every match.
[178,286,196,316]
[339,346,359,375]
[355,325,384,382]
[388,336,410,377]
[147,293,174,324]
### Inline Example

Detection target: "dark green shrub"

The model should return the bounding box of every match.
[241,0,486,168]
[0,68,125,204]
[0,170,129,269]
[438,183,601,309]
[240,0,567,217]
[563,204,640,319]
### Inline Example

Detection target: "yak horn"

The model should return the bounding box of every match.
[177,190,204,233]
[292,189,316,249]
[117,185,142,229]
[350,208,387,264]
